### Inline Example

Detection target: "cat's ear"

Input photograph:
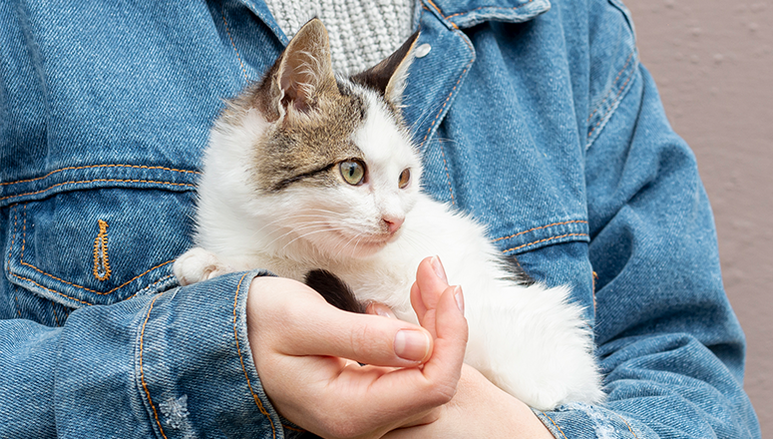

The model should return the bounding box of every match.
[257,18,337,120]
[350,32,419,107]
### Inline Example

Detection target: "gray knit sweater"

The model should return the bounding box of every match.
[264,0,415,75]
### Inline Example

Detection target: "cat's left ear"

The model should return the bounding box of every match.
[350,32,419,108]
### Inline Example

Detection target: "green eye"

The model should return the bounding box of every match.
[398,169,411,189]
[339,159,366,185]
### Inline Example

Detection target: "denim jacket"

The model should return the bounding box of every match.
[0,0,761,437]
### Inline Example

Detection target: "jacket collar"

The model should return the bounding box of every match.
[423,0,551,29]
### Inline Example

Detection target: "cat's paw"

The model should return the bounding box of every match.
[173,247,233,286]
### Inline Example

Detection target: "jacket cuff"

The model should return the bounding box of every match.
[57,270,285,439]
[535,403,646,439]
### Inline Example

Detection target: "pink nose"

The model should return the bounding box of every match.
[383,217,405,234]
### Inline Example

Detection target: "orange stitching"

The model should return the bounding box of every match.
[136,274,175,296]
[586,51,634,122]
[0,178,196,203]
[588,50,636,139]
[222,6,249,82]
[21,258,174,296]
[10,272,113,306]
[19,206,174,295]
[233,273,277,438]
[615,412,638,438]
[0,164,199,187]
[502,233,588,254]
[282,424,306,433]
[139,295,170,439]
[52,305,60,326]
[592,271,598,314]
[93,220,112,281]
[540,411,569,439]
[9,204,168,305]
[15,295,21,317]
[424,0,444,16]
[491,220,588,243]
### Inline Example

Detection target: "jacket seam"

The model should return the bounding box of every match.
[587,49,636,140]
[616,412,638,438]
[419,7,475,204]
[501,232,588,254]
[52,302,61,326]
[221,4,250,82]
[540,411,569,439]
[491,220,587,243]
[0,164,199,187]
[0,178,197,203]
[139,294,170,439]
[233,272,277,439]
[446,0,535,20]
[586,51,634,123]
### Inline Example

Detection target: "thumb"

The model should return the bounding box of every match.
[252,277,434,366]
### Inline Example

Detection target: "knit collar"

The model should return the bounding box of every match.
[422,0,551,28]
[237,0,550,45]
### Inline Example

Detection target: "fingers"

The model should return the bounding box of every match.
[331,283,468,431]
[412,256,451,320]
[250,276,434,367]
[417,284,467,391]
[246,271,468,439]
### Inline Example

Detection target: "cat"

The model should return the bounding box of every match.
[173,18,604,410]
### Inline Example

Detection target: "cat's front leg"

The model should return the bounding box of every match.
[173,247,234,286]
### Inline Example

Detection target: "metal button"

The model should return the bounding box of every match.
[414,43,431,58]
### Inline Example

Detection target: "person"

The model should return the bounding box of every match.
[0,0,761,437]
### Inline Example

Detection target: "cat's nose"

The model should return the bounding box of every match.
[383,217,404,235]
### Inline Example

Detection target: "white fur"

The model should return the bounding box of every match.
[175,85,605,410]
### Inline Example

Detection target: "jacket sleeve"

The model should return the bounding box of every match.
[0,270,289,439]
[534,57,761,438]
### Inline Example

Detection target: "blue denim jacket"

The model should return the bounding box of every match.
[0,0,761,437]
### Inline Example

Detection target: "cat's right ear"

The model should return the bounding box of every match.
[254,18,337,122]
[350,32,419,108]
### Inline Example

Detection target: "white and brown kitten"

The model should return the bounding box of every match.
[174,19,604,410]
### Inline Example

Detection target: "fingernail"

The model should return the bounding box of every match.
[431,256,448,283]
[394,329,431,362]
[366,302,397,319]
[453,286,464,314]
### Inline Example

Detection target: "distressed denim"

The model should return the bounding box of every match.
[0,0,761,437]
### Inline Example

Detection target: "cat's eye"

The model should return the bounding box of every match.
[339,159,366,185]
[398,169,411,189]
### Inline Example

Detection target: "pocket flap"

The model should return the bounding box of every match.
[5,189,193,307]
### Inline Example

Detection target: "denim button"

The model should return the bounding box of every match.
[414,43,431,58]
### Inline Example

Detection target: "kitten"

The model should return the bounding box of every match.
[174,18,604,410]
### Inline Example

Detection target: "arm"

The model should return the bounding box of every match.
[536,62,760,437]
[1,265,467,439]
[0,272,281,438]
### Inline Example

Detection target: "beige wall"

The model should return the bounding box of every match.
[625,0,772,435]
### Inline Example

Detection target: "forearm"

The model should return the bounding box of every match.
[562,62,760,437]
[1,271,285,439]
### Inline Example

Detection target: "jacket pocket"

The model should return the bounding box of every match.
[5,188,195,308]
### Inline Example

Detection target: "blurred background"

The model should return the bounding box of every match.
[625,0,772,435]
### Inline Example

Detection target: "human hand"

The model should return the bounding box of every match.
[382,364,555,438]
[245,259,468,439]
[381,257,555,439]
